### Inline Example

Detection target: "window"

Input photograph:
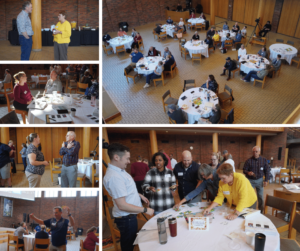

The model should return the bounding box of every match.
[35,191,41,198]
[61,191,77,197]
[80,191,98,197]
[44,191,58,198]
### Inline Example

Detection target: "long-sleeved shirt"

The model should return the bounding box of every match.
[9,146,15,158]
[13,83,32,104]
[201,80,218,93]
[243,156,270,182]
[257,69,269,79]
[53,21,72,44]
[207,30,215,38]
[45,79,62,94]
[258,49,267,58]
[17,10,34,36]
[223,24,229,30]
[59,140,80,166]
[238,48,247,57]
[102,34,111,42]
[272,59,281,71]
[235,33,242,42]
[118,31,127,36]
[166,19,173,24]
[3,73,11,84]
[130,162,149,181]
[83,232,99,251]
[192,34,200,40]
[20,147,27,158]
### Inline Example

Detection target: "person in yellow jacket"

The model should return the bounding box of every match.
[204,163,257,221]
[52,11,71,60]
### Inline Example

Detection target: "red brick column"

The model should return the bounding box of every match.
[271,0,284,33]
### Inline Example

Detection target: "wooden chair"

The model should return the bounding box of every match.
[213,40,221,48]
[91,163,99,188]
[169,117,187,124]
[116,45,125,56]
[33,238,50,251]
[291,52,300,68]
[218,84,233,106]
[253,75,267,89]
[76,82,88,95]
[183,79,196,91]
[66,231,72,240]
[80,240,89,251]
[181,47,189,60]
[264,194,297,239]
[0,81,13,95]
[102,44,113,56]
[77,172,86,187]
[276,39,284,43]
[164,62,177,78]
[219,109,230,123]
[195,23,202,30]
[5,92,27,124]
[162,90,178,113]
[280,213,300,251]
[50,158,62,183]
[224,40,233,48]
[274,168,290,184]
[153,29,158,39]
[124,66,140,84]
[66,80,77,94]
[231,60,240,78]
[153,73,164,87]
[7,234,24,251]
[272,63,282,78]
[158,31,167,41]
[187,22,194,30]
[138,39,144,50]
[192,53,202,65]
[38,77,47,89]
[208,46,214,54]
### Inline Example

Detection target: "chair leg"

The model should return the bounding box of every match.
[22,113,26,124]
[163,103,166,113]
[126,77,129,84]
[51,171,53,182]
[79,179,82,187]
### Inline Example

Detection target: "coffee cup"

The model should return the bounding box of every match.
[246,232,255,246]
[71,108,76,117]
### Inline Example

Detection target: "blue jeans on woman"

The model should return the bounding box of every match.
[146,73,161,84]
[19,35,32,61]
[243,70,262,82]
[114,215,137,251]
[22,157,27,171]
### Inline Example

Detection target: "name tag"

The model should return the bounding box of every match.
[178,172,183,176]
[24,91,27,94]
[56,26,58,28]
[223,191,230,195]
[165,174,171,178]
[260,167,264,170]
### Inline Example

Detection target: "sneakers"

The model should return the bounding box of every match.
[143,83,150,88]
[220,73,226,76]
[240,78,244,81]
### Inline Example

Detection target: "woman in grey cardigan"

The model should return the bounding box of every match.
[19,143,27,172]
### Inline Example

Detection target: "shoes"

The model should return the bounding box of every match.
[220,73,226,76]
[219,47,223,50]
[244,80,250,83]
[227,77,231,81]
[143,83,150,88]
[240,78,244,81]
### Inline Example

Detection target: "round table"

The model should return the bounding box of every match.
[188,18,206,25]
[219,30,236,40]
[138,202,280,251]
[161,24,175,37]
[78,160,99,181]
[136,56,164,75]
[239,54,270,74]
[108,35,133,53]
[178,87,218,124]
[269,43,297,65]
[184,41,209,58]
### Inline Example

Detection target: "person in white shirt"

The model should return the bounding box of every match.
[143,61,164,88]
[103,143,154,251]
[3,69,12,84]
[169,153,177,169]
[241,26,247,37]
[224,153,235,172]
[178,18,186,32]
[238,44,247,60]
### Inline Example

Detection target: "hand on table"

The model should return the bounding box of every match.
[203,208,212,215]
[139,194,150,206]
[173,203,181,210]
[226,213,238,220]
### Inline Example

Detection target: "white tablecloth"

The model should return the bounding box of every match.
[269,44,297,65]
[184,41,209,58]
[178,87,218,124]
[78,160,99,181]
[136,56,164,75]
[219,30,236,40]
[161,24,175,37]
[270,167,289,183]
[138,202,279,251]
[108,36,133,53]
[239,54,270,74]
[30,75,50,84]
[28,94,99,124]
[188,18,205,25]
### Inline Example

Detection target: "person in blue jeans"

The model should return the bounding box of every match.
[19,143,27,172]
[17,1,34,60]
[241,64,272,82]
[143,61,164,88]
[233,30,242,45]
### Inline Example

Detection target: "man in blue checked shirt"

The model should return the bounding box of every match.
[17,1,34,60]
[59,131,80,187]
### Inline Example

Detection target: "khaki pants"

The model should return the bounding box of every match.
[25,171,42,187]
[49,244,66,251]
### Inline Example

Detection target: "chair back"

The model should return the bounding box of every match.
[192,53,201,59]
[162,90,170,100]
[160,31,166,35]
[265,194,295,214]
[184,79,195,91]
[224,84,232,94]
[39,77,47,81]
[5,92,14,113]
[84,157,94,160]
[116,45,125,51]
[195,23,202,29]
[0,111,20,124]
[77,82,89,94]
[276,39,284,43]
[292,213,300,233]
[53,158,62,164]
[280,168,290,174]
[3,82,12,92]
[287,40,294,46]
[8,234,18,242]
[34,238,50,251]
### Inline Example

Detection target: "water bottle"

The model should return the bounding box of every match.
[207,93,210,102]
[247,55,249,59]
[157,218,168,244]
[258,61,260,66]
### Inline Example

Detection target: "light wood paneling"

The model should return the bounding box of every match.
[165,10,190,22]
[277,0,300,37]
[74,128,84,159]
[232,0,246,23]
[90,128,99,158]
[16,128,35,164]
[35,128,52,167]
[263,0,276,25]
[244,0,260,26]
[294,17,300,38]
[52,128,68,159]
[216,0,229,19]
[202,0,211,14]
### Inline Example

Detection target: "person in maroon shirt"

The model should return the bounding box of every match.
[190,12,196,18]
[199,13,206,20]
[83,226,99,251]
[13,71,33,112]
[8,140,16,174]
[131,156,149,195]
[131,33,142,49]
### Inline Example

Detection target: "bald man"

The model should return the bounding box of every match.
[173,151,201,202]
[243,146,270,212]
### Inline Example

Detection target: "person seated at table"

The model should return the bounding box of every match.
[142,152,177,215]
[129,48,144,67]
[205,36,213,49]
[131,28,137,37]
[238,44,247,60]
[131,32,142,49]
[178,18,186,33]
[117,28,127,36]
[166,16,173,24]
[163,54,175,71]
[259,21,271,37]
[220,57,237,81]
[167,104,186,124]
[232,22,240,33]
[223,21,229,30]
[13,71,33,112]
[81,71,93,88]
[148,46,158,57]
[192,31,200,40]
[154,24,162,35]
[233,30,242,45]
[83,226,99,251]
[102,32,111,45]
[3,69,12,84]
[272,54,281,72]
[199,12,206,20]
[163,47,172,58]
[203,163,257,221]
[14,222,29,250]
[34,224,42,232]
[209,104,221,124]
[86,78,99,99]
[241,64,272,83]
[201,75,218,93]
[190,11,196,18]
[241,26,247,37]
[177,3,182,11]
[35,225,49,249]
[143,61,164,89]
[219,33,231,50]
[45,70,62,94]
[257,46,267,58]
[207,27,215,38]
[212,31,220,42]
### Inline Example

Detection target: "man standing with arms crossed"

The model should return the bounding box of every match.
[17,1,34,60]
[103,143,154,251]
[30,206,74,251]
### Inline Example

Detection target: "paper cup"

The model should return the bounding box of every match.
[71,108,76,117]
[246,232,255,246]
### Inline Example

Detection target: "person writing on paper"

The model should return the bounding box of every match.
[45,70,62,94]
[13,71,33,112]
[203,163,257,220]
[53,11,72,60]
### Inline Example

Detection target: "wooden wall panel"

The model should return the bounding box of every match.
[216,0,229,19]
[52,127,68,160]
[202,0,211,14]
[232,0,246,23]
[244,0,260,26]
[277,0,300,37]
[263,0,276,25]
[35,128,52,167]
[74,128,84,159]
[16,128,35,164]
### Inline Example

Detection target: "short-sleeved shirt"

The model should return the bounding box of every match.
[14,226,26,239]
[131,52,143,63]
[44,217,69,247]
[26,144,45,175]
[155,65,163,76]
[0,143,12,168]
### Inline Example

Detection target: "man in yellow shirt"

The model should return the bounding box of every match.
[53,11,71,60]
[212,31,220,42]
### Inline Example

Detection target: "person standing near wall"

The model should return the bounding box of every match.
[8,140,16,174]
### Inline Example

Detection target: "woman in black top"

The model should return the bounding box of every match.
[201,75,218,93]
[192,31,200,40]
[163,55,175,71]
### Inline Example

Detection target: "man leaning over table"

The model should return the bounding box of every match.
[103,143,154,251]
[243,146,270,212]
[17,1,34,61]
[129,48,143,67]
[59,131,80,187]
[30,206,74,251]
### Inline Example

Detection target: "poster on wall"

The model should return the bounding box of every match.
[3,198,13,217]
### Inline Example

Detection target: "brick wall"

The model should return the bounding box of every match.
[271,0,284,32]
[227,0,233,21]
[289,145,300,168]
[1,0,99,40]
[0,191,99,233]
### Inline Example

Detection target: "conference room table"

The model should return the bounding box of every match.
[108,36,133,53]
[136,56,165,75]
[269,43,298,65]
[78,160,99,181]
[184,41,209,58]
[137,202,280,251]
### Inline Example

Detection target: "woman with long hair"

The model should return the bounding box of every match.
[13,71,33,112]
[83,226,99,251]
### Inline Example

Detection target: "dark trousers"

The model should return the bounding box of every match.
[259,29,269,37]
[54,42,69,60]
[14,239,24,250]
[19,35,32,61]
[146,73,161,84]
[10,158,16,174]
[22,157,27,171]
[134,180,144,195]
[114,215,137,251]
[249,177,264,212]
[244,70,262,82]
[223,67,236,77]
[13,100,29,112]
[131,42,139,49]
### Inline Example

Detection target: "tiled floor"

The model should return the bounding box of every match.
[102,15,300,124]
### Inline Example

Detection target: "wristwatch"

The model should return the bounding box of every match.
[68,214,72,217]
[143,207,147,213]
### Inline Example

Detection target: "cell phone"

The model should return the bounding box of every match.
[57,115,61,118]
[91,117,96,120]
[195,106,199,109]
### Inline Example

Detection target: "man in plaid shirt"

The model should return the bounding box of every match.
[243,146,270,212]
[59,131,80,187]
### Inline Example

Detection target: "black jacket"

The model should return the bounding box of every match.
[192,34,200,40]
[102,34,111,42]
[207,30,215,38]
[168,109,186,124]
[224,60,236,70]
[209,108,221,124]
[164,57,175,71]
[155,25,161,35]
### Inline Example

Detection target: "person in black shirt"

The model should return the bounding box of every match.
[205,36,213,48]
[209,104,221,124]
[35,225,49,249]
[167,104,186,124]
[232,22,240,33]
[102,33,111,45]
[192,31,200,40]
[259,21,272,37]
[207,27,215,38]
[220,57,236,81]
[163,55,175,71]
[155,24,162,35]
[177,3,182,11]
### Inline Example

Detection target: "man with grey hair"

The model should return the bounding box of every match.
[243,146,270,212]
[17,1,33,60]
[45,70,63,94]
[174,163,220,208]
[14,222,29,249]
[224,153,235,172]
[59,131,81,187]
[30,206,74,251]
